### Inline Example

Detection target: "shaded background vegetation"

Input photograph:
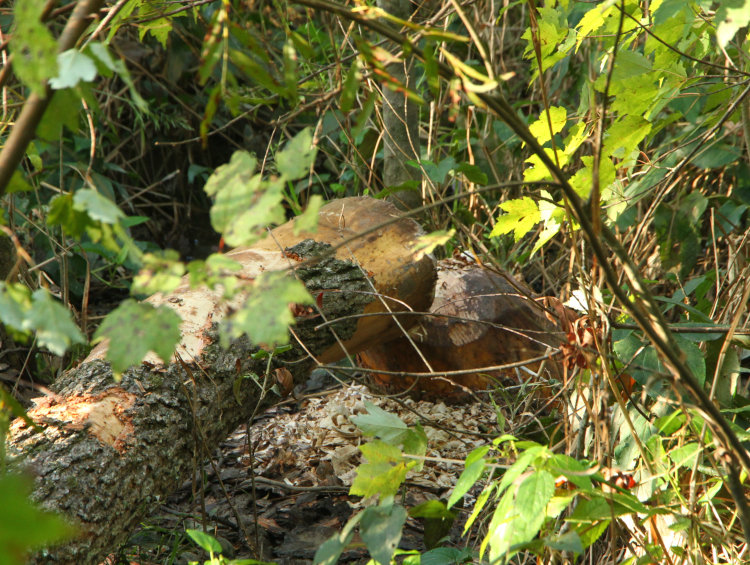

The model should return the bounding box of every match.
[2,0,750,563]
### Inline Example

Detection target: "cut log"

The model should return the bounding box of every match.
[358,257,567,402]
[7,197,435,564]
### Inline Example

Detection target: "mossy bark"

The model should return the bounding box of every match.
[6,197,436,564]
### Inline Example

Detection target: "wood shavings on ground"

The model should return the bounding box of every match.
[122,380,504,564]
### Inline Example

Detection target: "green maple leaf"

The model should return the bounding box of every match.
[26,290,86,356]
[350,441,413,499]
[489,197,540,241]
[94,300,182,376]
[223,272,312,348]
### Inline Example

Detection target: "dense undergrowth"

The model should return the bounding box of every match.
[1,0,750,563]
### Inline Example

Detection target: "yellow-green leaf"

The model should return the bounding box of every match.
[489,197,540,241]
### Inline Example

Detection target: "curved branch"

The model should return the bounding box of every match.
[290,0,750,483]
[0,0,104,196]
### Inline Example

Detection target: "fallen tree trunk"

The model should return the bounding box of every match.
[358,257,569,402]
[7,197,435,564]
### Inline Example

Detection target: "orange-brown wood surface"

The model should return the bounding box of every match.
[358,258,567,402]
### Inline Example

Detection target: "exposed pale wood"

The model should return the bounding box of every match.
[7,197,435,564]
[358,258,567,402]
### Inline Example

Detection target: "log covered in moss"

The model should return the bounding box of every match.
[7,197,436,564]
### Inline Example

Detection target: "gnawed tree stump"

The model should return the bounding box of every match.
[7,197,435,564]
[358,257,568,402]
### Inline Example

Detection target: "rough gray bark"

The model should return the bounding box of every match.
[377,0,422,212]
[7,197,435,564]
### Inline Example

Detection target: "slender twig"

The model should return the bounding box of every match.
[590,0,625,237]
[289,0,750,524]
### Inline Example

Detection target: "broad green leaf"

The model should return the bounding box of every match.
[420,157,457,184]
[352,92,377,142]
[482,483,515,560]
[26,290,86,356]
[566,497,612,548]
[351,402,431,462]
[86,42,117,74]
[716,0,750,48]
[488,471,556,561]
[603,115,652,159]
[578,518,610,549]
[697,479,723,505]
[567,491,645,524]
[314,511,363,565]
[350,404,428,460]
[510,470,555,545]
[187,254,242,290]
[47,193,94,239]
[497,444,545,495]
[548,453,594,491]
[528,106,567,145]
[132,250,186,296]
[223,272,312,347]
[87,42,147,111]
[49,50,97,89]
[690,141,743,170]
[204,152,258,201]
[37,88,82,140]
[351,402,409,441]
[0,283,32,332]
[350,440,412,498]
[523,7,569,74]
[360,501,407,565]
[523,148,559,182]
[543,531,584,554]
[293,195,324,235]
[448,445,490,509]
[607,73,659,117]
[562,121,588,158]
[464,483,495,533]
[6,171,33,194]
[313,531,355,565]
[0,474,75,563]
[531,191,564,256]
[94,300,182,375]
[10,0,58,95]
[276,128,317,181]
[489,197,540,241]
[73,189,125,224]
[409,500,455,519]
[231,48,280,92]
[615,332,705,389]
[607,49,653,83]
[138,0,180,46]
[401,423,428,467]
[675,336,705,386]
[576,3,613,51]
[669,443,701,469]
[422,41,440,98]
[204,151,286,247]
[455,163,488,185]
[569,156,615,200]
[419,547,474,565]
[186,529,222,553]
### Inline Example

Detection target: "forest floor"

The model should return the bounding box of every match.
[120,371,507,564]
